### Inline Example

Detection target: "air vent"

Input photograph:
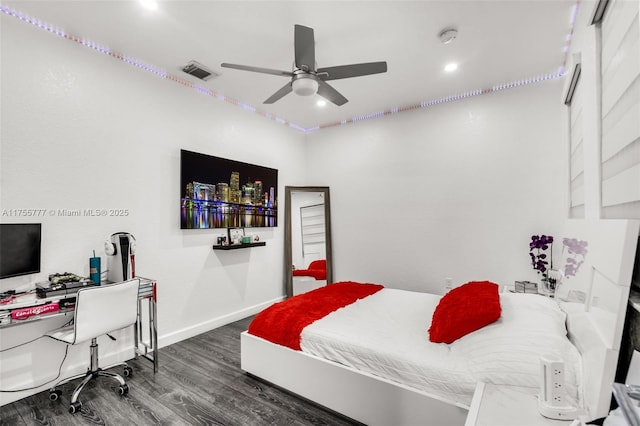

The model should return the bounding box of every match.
[182,60,218,81]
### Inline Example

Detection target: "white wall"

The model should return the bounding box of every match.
[306,80,567,294]
[0,14,305,404]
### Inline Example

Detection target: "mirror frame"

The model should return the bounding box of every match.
[285,186,333,297]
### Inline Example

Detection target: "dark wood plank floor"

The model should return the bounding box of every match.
[0,316,361,426]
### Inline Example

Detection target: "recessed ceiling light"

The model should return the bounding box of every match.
[139,0,158,11]
[444,63,458,72]
[316,99,327,107]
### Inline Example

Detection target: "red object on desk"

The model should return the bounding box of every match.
[0,294,15,305]
[11,302,59,320]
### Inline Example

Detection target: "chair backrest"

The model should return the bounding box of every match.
[72,279,140,344]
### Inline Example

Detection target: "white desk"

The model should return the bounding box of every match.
[0,277,158,373]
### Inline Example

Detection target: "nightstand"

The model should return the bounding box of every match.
[465,382,573,426]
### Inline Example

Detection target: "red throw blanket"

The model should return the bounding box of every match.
[248,281,384,350]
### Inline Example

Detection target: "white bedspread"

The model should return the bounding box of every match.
[300,288,582,407]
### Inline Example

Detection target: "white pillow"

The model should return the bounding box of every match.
[450,293,582,404]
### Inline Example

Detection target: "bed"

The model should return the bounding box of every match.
[241,219,640,425]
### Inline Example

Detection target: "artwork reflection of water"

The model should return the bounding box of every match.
[181,202,277,229]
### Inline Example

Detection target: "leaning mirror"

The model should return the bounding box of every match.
[285,186,333,297]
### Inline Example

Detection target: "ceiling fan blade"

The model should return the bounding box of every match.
[317,80,348,106]
[221,63,293,78]
[264,82,293,104]
[317,61,388,81]
[294,25,315,72]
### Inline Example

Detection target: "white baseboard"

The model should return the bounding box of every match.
[158,297,283,349]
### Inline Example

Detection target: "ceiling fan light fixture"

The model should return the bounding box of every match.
[222,24,386,106]
[292,76,318,96]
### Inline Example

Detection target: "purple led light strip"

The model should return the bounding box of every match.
[315,0,580,132]
[314,71,565,131]
[1,3,579,133]
[0,4,299,129]
[559,0,581,76]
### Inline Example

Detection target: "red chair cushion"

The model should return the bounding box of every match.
[308,260,326,270]
[292,260,327,280]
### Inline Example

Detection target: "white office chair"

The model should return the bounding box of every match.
[46,278,140,414]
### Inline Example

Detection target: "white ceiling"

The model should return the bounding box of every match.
[4,0,578,130]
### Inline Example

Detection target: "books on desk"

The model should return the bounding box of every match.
[1,277,156,332]
[137,278,155,297]
[37,279,155,299]
[0,310,10,325]
[12,302,60,320]
[0,296,69,325]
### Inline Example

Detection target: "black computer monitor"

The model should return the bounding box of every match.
[0,223,42,279]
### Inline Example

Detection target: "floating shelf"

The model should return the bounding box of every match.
[212,242,266,250]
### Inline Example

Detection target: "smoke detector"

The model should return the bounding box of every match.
[182,60,219,81]
[438,28,458,44]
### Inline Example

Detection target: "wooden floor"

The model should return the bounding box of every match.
[0,316,361,426]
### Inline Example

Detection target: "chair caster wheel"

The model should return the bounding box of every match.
[118,383,129,396]
[123,366,133,377]
[49,389,62,401]
[69,401,82,414]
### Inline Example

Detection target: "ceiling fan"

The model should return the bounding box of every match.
[221,24,387,106]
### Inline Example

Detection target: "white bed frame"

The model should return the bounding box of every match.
[241,219,640,425]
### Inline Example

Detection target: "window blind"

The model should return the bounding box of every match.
[300,204,326,261]
[600,0,640,218]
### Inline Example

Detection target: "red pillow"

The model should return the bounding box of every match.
[428,281,501,344]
